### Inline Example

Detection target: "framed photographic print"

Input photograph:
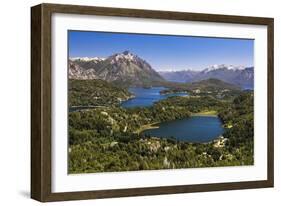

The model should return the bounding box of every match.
[31,3,274,202]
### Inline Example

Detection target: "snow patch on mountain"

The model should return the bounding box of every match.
[202,64,246,73]
[70,57,105,62]
[69,51,164,85]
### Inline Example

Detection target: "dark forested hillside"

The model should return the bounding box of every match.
[219,92,254,151]
[69,79,133,107]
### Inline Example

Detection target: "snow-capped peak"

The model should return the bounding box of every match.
[113,51,136,61]
[122,51,135,60]
[203,64,246,72]
[110,51,139,63]
[70,57,105,62]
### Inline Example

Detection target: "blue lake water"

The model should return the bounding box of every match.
[121,87,188,108]
[142,116,225,143]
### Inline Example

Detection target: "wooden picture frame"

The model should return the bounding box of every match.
[31,3,274,202]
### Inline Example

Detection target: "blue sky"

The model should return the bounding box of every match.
[68,30,254,71]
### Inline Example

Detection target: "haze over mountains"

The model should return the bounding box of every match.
[69,51,253,88]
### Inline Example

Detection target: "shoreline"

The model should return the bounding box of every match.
[191,111,218,117]
[136,111,220,134]
[134,122,160,134]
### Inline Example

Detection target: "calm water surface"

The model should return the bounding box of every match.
[121,87,188,108]
[142,116,224,143]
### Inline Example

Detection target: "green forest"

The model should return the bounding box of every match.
[68,79,254,173]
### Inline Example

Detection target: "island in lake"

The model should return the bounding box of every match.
[68,31,254,174]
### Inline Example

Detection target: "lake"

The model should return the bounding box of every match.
[121,87,188,108]
[142,116,225,143]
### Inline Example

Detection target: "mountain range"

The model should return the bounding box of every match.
[69,51,253,88]
[69,51,164,86]
[159,65,254,89]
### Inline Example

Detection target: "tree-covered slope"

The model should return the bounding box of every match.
[68,91,254,173]
[69,79,133,107]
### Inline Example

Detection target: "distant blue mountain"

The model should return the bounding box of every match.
[159,65,254,89]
